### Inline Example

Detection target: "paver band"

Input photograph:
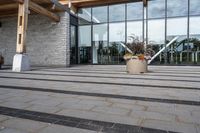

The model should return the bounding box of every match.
[0,71,200,83]
[0,76,200,91]
[0,106,179,133]
[0,85,199,106]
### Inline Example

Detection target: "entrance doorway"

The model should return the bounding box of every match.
[70,25,78,65]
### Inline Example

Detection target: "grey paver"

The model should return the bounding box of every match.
[1,118,49,133]
[0,65,199,133]
[142,119,197,133]
[38,124,98,133]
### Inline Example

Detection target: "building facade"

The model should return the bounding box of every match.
[74,0,200,65]
[0,12,70,66]
[0,0,200,67]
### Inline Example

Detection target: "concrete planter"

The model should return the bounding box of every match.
[126,59,148,74]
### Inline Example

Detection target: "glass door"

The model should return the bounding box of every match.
[70,25,78,64]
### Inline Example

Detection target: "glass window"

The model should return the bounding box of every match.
[109,22,125,64]
[167,17,188,64]
[127,21,143,42]
[109,23,125,42]
[190,0,200,16]
[93,24,108,64]
[109,4,125,22]
[78,25,92,64]
[127,2,143,20]
[92,6,108,23]
[189,16,200,64]
[148,19,165,44]
[78,8,92,25]
[148,19,165,64]
[148,0,165,19]
[167,0,188,17]
[78,25,91,47]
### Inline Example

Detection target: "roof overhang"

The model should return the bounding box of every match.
[0,0,68,19]
[59,0,143,8]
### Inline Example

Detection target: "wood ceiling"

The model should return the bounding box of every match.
[59,0,142,8]
[0,0,66,18]
[0,0,144,18]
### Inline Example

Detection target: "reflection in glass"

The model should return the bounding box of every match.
[148,0,165,19]
[109,23,125,64]
[189,16,200,64]
[78,8,92,25]
[109,4,125,22]
[148,19,165,64]
[92,6,108,23]
[70,25,77,64]
[93,24,108,64]
[167,17,188,64]
[167,0,188,17]
[127,2,143,20]
[78,26,92,63]
[127,21,143,42]
[190,0,200,16]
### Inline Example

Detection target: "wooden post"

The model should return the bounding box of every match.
[16,0,29,53]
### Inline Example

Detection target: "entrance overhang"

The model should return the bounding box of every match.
[0,0,68,71]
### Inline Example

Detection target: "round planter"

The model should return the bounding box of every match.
[126,59,148,74]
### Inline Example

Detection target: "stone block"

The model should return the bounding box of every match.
[12,54,30,72]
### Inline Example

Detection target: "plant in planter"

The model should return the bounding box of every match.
[123,36,152,74]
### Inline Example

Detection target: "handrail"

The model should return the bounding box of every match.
[148,36,179,64]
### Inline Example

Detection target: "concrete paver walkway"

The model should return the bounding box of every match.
[0,65,199,133]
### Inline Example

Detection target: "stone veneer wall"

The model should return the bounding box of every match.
[0,12,70,67]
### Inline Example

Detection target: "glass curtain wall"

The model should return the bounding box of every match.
[78,8,92,64]
[109,4,126,64]
[189,0,200,64]
[127,2,143,42]
[92,6,108,64]
[167,0,188,64]
[148,0,165,64]
[77,0,200,65]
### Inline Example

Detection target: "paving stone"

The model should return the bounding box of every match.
[1,118,49,133]
[112,103,146,111]
[142,119,197,133]
[26,105,62,114]
[1,101,32,109]
[0,115,10,122]
[0,128,28,133]
[92,106,130,116]
[130,110,176,122]
[58,102,95,110]
[38,124,98,133]
[78,99,112,106]
[57,109,141,126]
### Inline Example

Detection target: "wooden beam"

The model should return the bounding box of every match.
[68,0,77,13]
[13,0,24,4]
[29,1,60,22]
[16,0,29,53]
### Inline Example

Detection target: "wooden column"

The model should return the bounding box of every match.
[16,0,29,53]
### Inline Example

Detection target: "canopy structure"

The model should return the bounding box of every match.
[0,0,68,71]
[59,0,146,13]
[0,0,68,20]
